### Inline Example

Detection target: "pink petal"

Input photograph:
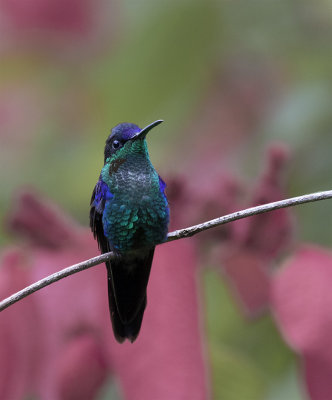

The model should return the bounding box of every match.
[5,191,209,399]
[166,173,243,242]
[0,0,93,34]
[0,0,120,55]
[304,353,332,400]
[271,245,332,353]
[231,144,293,260]
[108,240,209,400]
[220,247,271,315]
[0,249,42,399]
[7,191,110,399]
[29,235,110,399]
[7,190,80,248]
[55,334,108,400]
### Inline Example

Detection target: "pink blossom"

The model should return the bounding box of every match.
[0,0,119,55]
[108,241,208,400]
[217,144,293,315]
[1,190,208,399]
[1,0,93,35]
[271,245,332,400]
[166,173,242,238]
[55,334,109,400]
[0,249,41,399]
[230,144,292,260]
[218,246,271,315]
[166,144,293,316]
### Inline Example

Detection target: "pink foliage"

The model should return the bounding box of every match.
[0,191,208,400]
[271,245,332,400]
[166,173,242,238]
[217,144,293,315]
[0,0,93,35]
[167,145,332,400]
[109,241,207,400]
[8,190,79,248]
[303,354,332,400]
[0,249,41,399]
[230,144,292,260]
[219,247,271,315]
[166,144,293,317]
[56,334,109,400]
[0,0,119,55]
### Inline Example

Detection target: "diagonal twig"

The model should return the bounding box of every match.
[0,190,331,312]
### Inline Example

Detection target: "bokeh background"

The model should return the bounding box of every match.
[1,0,332,399]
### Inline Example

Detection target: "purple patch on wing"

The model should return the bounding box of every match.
[159,175,169,222]
[159,175,166,193]
[94,179,113,212]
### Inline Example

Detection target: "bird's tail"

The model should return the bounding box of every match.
[106,248,155,343]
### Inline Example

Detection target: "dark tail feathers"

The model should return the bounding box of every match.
[106,248,155,343]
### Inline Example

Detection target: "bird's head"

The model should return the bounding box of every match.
[104,120,163,163]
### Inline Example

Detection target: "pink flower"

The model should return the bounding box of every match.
[1,190,208,399]
[230,144,292,260]
[218,247,271,315]
[55,334,108,400]
[271,245,332,400]
[108,240,208,400]
[0,249,41,399]
[0,0,93,35]
[0,0,119,54]
[216,144,293,315]
[166,144,293,317]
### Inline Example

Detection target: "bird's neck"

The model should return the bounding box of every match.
[101,150,157,193]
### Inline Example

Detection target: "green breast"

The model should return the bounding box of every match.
[101,152,169,252]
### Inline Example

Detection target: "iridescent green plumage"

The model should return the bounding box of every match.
[101,139,168,252]
[90,120,169,342]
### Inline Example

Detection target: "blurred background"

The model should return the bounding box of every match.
[1,0,332,399]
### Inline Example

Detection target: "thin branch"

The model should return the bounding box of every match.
[0,253,116,312]
[0,190,331,312]
[166,190,332,241]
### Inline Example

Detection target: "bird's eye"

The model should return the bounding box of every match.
[112,140,121,149]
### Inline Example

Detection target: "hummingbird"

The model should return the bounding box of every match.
[90,120,169,343]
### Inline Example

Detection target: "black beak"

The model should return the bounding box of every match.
[130,120,163,141]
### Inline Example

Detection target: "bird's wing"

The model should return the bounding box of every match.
[89,178,111,253]
[158,174,167,195]
[90,178,148,343]
[90,179,127,340]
